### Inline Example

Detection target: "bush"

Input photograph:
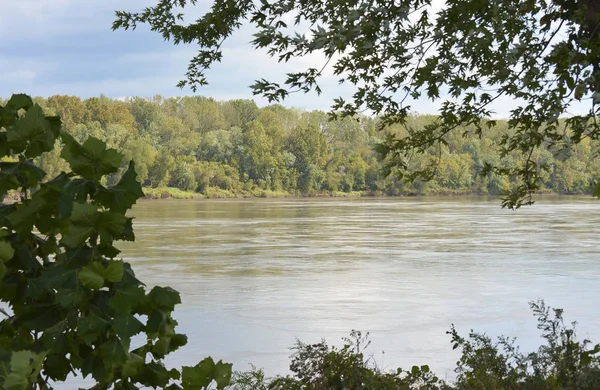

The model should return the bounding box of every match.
[0,94,230,389]
[232,301,600,390]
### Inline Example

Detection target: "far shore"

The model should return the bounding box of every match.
[2,187,591,205]
[141,186,583,201]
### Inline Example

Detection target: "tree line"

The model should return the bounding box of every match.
[17,94,600,198]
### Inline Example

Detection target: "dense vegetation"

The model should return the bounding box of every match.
[0,95,231,389]
[233,301,600,390]
[13,94,600,199]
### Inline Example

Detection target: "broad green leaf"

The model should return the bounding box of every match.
[0,161,46,193]
[81,354,108,383]
[148,286,181,311]
[182,357,215,390]
[55,288,87,309]
[57,178,95,219]
[139,361,178,388]
[19,304,64,331]
[109,285,146,314]
[0,348,9,383]
[97,211,128,244]
[63,245,95,270]
[112,314,144,339]
[3,350,45,390]
[5,94,33,112]
[7,105,56,158]
[43,354,72,382]
[213,361,233,389]
[61,133,123,180]
[40,265,77,290]
[14,244,42,271]
[593,181,600,198]
[97,161,144,214]
[121,218,135,242]
[99,337,128,366]
[61,203,98,248]
[78,263,105,290]
[0,241,14,262]
[0,108,15,129]
[122,353,144,379]
[25,277,48,298]
[78,312,109,344]
[104,260,124,282]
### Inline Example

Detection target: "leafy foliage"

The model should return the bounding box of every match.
[113,0,600,208]
[232,301,600,390]
[0,95,231,389]
[31,95,600,199]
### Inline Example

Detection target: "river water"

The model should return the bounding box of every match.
[118,196,599,380]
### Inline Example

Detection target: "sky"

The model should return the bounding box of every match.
[1,0,361,112]
[0,0,581,118]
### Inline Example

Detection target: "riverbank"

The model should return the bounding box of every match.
[142,186,366,199]
[141,186,562,200]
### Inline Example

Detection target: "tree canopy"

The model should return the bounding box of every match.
[113,0,600,208]
[25,95,600,199]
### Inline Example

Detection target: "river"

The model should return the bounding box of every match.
[111,196,600,381]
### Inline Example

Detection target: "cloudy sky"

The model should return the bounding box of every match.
[0,0,581,118]
[1,0,358,110]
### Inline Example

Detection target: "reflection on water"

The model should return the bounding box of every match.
[117,196,600,379]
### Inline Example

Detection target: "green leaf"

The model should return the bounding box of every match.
[593,181,600,198]
[182,357,231,390]
[78,312,109,344]
[148,286,181,311]
[40,265,77,290]
[0,348,10,384]
[109,285,146,314]
[57,178,95,219]
[182,357,215,390]
[5,94,33,112]
[99,336,128,366]
[213,361,233,390]
[0,241,14,263]
[78,262,105,290]
[61,133,123,180]
[97,161,144,214]
[104,260,124,282]
[139,362,178,388]
[55,287,87,309]
[0,161,46,192]
[7,105,57,158]
[112,314,144,339]
[96,211,128,244]
[43,354,72,382]
[18,304,64,331]
[61,203,98,248]
[122,353,144,379]
[0,109,14,130]
[3,350,45,390]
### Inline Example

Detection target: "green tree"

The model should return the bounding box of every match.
[84,95,136,131]
[114,0,600,208]
[0,94,231,389]
[127,96,163,133]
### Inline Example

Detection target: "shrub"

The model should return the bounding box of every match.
[0,94,230,389]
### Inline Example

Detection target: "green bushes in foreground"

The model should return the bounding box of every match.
[232,301,600,390]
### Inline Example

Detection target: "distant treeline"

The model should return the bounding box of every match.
[13,95,600,197]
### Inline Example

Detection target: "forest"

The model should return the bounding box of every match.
[11,94,600,198]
